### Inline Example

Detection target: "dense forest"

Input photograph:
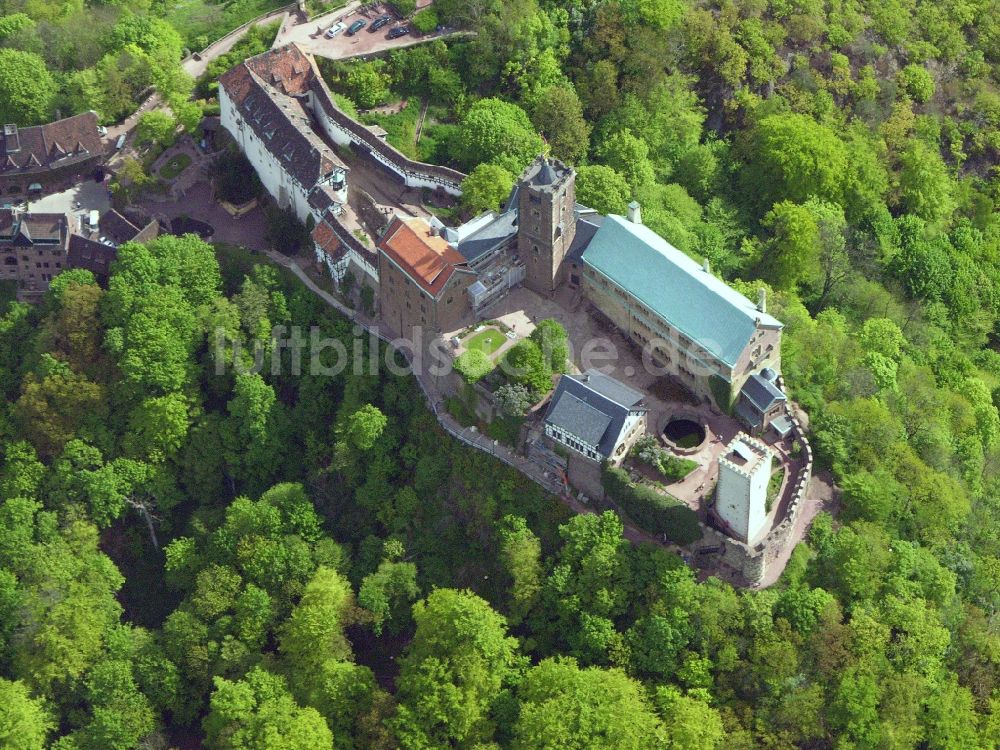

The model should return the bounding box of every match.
[3,0,1000,745]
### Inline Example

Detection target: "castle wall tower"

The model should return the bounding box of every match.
[516,155,576,295]
[716,433,774,544]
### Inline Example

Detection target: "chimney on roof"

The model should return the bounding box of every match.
[757,288,767,314]
[627,200,642,225]
[702,258,710,273]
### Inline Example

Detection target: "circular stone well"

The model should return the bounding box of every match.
[662,417,708,453]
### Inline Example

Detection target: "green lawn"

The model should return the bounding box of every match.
[465,328,506,355]
[159,153,192,180]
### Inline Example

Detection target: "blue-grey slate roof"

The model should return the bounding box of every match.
[740,372,786,413]
[567,213,604,262]
[544,370,646,458]
[546,392,613,448]
[581,215,783,367]
[456,209,518,262]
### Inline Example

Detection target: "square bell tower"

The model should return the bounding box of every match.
[516,155,576,295]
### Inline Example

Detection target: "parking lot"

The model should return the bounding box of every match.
[276,1,449,60]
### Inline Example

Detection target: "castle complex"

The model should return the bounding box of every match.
[219,43,785,414]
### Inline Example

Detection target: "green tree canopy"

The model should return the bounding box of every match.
[456,97,544,173]
[0,678,52,750]
[0,49,55,125]
[511,657,667,749]
[461,163,515,215]
[739,113,849,218]
[203,667,333,750]
[393,588,519,748]
[574,165,632,215]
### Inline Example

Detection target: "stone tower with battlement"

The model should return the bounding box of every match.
[516,155,576,295]
[716,433,774,544]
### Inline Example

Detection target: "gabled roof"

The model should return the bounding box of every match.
[547,391,613,448]
[312,219,345,261]
[567,212,604,262]
[455,209,518,262]
[582,215,783,367]
[378,215,471,298]
[0,112,102,176]
[544,370,646,458]
[219,45,347,190]
[740,372,786,413]
[99,209,140,244]
[67,234,117,276]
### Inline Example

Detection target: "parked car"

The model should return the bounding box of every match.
[368,14,391,32]
[387,25,409,39]
[325,21,346,37]
[346,19,366,35]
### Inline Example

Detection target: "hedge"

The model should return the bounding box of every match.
[602,466,703,545]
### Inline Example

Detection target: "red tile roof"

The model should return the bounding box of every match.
[219,46,346,189]
[312,219,344,261]
[377,216,468,297]
[0,112,102,177]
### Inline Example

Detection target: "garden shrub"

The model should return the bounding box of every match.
[631,436,697,481]
[454,349,494,384]
[602,466,703,544]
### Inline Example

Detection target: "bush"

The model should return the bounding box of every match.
[360,284,375,315]
[454,349,494,384]
[390,0,417,15]
[412,7,438,34]
[602,466,702,545]
[898,64,935,103]
[529,319,570,373]
[486,415,523,446]
[494,383,533,416]
[631,436,697,482]
[501,340,552,395]
[264,205,311,255]
[213,149,262,204]
[446,396,476,426]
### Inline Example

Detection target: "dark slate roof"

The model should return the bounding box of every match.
[580,369,645,407]
[99,209,140,244]
[544,370,646,458]
[0,113,102,178]
[0,209,14,237]
[567,212,604,263]
[739,372,786,413]
[308,185,338,213]
[547,391,613,447]
[734,400,763,429]
[518,155,572,192]
[68,234,117,277]
[456,209,518,262]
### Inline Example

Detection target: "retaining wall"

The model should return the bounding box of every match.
[307,88,465,195]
